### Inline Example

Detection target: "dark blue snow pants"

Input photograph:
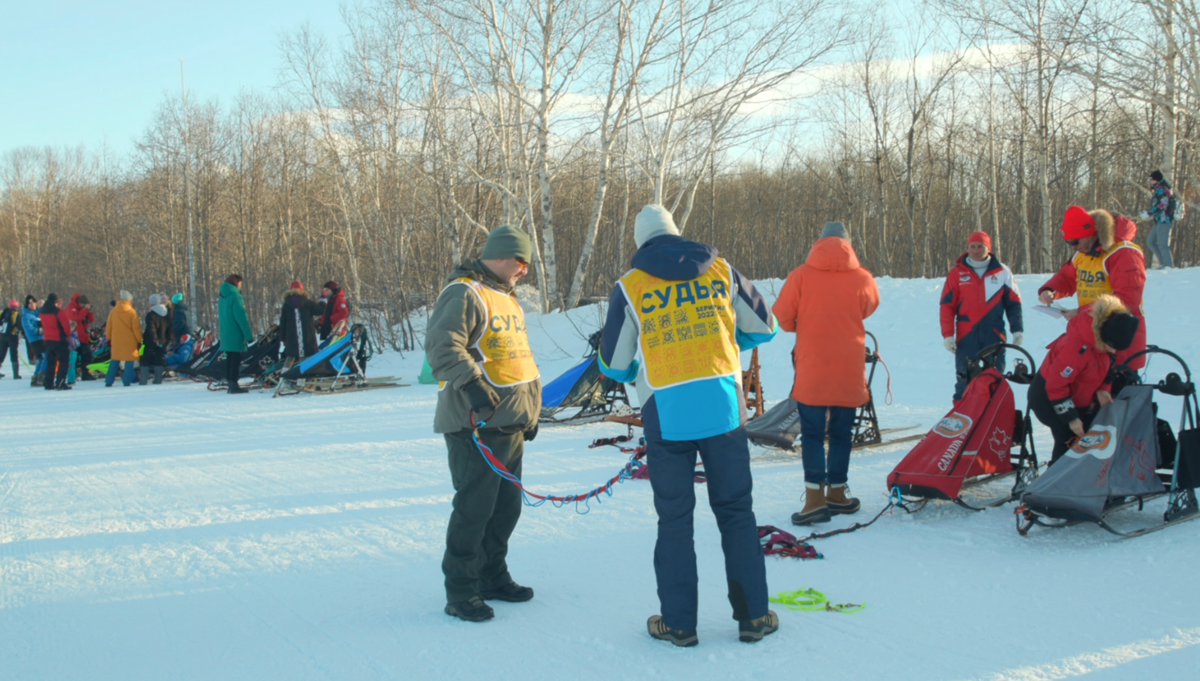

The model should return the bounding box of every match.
[955,337,1005,402]
[645,427,768,631]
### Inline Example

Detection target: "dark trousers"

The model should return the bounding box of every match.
[797,403,857,486]
[0,335,20,375]
[225,351,243,387]
[442,428,524,602]
[26,339,43,364]
[955,340,1006,402]
[1029,374,1096,464]
[646,427,768,631]
[43,340,69,389]
[76,343,94,379]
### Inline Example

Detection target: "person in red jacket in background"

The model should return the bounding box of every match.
[1028,294,1139,464]
[65,293,97,381]
[1038,206,1146,371]
[318,280,349,341]
[939,231,1024,401]
[39,293,75,390]
[772,222,880,526]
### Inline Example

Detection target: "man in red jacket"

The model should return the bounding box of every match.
[39,293,75,390]
[319,281,349,340]
[1028,294,1139,464]
[1038,206,1146,370]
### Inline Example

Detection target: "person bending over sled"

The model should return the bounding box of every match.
[1027,294,1139,465]
[939,231,1023,402]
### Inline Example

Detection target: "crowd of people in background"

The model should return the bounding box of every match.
[0,276,349,394]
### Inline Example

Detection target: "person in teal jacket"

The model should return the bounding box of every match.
[217,274,252,394]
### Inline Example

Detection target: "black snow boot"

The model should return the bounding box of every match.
[480,581,534,603]
[444,596,494,622]
[228,385,249,394]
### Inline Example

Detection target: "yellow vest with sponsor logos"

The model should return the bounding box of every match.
[618,258,740,390]
[446,277,539,387]
[1072,242,1143,307]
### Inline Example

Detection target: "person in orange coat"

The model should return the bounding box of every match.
[105,290,143,386]
[771,222,880,525]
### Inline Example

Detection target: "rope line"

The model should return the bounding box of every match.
[470,414,642,513]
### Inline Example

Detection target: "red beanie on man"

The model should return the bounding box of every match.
[967,231,992,250]
[1060,205,1096,240]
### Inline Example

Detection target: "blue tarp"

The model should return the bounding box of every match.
[541,357,594,409]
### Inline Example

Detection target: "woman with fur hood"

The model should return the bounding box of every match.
[1028,294,1140,464]
[279,281,325,365]
[1038,206,1147,370]
[141,294,172,385]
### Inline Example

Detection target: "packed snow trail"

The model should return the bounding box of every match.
[1,269,1197,679]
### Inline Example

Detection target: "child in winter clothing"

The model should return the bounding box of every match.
[1028,294,1140,464]
[0,299,22,378]
[940,231,1023,401]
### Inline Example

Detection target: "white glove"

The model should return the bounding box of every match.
[1013,332,1024,346]
[1139,211,1150,220]
[943,336,957,353]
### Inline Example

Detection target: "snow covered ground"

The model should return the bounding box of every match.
[2,268,1198,680]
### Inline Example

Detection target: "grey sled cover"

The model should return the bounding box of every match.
[745,398,802,448]
[1021,385,1165,521]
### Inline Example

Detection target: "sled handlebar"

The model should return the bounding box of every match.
[972,342,1038,384]
[1114,346,1196,397]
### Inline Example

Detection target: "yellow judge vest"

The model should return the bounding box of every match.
[618,258,740,390]
[447,277,539,387]
[1072,242,1143,307]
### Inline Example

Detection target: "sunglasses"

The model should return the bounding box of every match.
[515,256,529,266]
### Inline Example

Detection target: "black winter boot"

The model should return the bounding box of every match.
[480,581,534,603]
[444,596,494,622]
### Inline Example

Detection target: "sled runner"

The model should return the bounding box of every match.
[539,330,631,425]
[746,331,921,451]
[271,324,402,396]
[1016,347,1200,537]
[888,343,1040,511]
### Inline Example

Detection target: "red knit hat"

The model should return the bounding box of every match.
[7,299,17,309]
[290,281,304,290]
[967,231,992,250]
[1060,205,1096,240]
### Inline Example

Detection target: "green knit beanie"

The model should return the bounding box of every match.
[480,225,533,262]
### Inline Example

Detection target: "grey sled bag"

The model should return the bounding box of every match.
[1021,385,1166,522]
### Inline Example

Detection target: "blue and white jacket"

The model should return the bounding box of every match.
[21,307,42,342]
[598,234,777,441]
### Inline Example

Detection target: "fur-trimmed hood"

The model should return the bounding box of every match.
[281,287,311,302]
[1088,293,1129,353]
[1087,209,1137,252]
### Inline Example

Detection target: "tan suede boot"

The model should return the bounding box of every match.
[826,483,861,515]
[791,482,831,526]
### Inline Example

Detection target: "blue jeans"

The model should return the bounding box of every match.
[105,360,138,386]
[645,427,767,631]
[797,403,857,486]
[1147,220,1174,268]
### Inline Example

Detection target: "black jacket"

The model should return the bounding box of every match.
[279,289,325,359]
[172,303,191,344]
[142,309,173,365]
[0,309,21,337]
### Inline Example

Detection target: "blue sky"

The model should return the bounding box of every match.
[0,1,344,156]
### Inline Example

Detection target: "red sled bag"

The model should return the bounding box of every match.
[887,365,1035,507]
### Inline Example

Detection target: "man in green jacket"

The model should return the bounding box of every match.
[218,274,252,394]
[427,225,542,623]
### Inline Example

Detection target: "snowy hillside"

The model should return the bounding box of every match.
[2,268,1198,680]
